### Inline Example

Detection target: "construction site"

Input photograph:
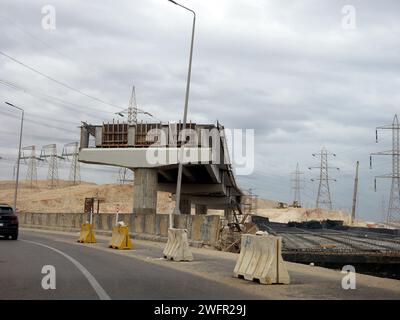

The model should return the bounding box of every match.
[1,104,399,280]
[1,0,400,303]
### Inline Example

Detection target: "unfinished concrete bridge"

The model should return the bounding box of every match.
[79,121,243,216]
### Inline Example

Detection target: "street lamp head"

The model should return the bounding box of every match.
[5,101,15,107]
[167,0,196,16]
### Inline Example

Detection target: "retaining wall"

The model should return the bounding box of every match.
[19,212,221,247]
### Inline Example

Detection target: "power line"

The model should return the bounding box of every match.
[0,78,113,117]
[0,14,76,63]
[0,50,124,111]
[0,100,79,128]
[0,109,77,134]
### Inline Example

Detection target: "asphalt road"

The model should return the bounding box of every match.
[0,231,260,300]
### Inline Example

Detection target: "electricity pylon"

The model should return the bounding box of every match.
[40,144,64,188]
[128,86,137,125]
[291,163,304,207]
[117,167,134,184]
[20,146,43,188]
[115,85,151,184]
[62,142,81,185]
[309,148,339,210]
[370,114,400,223]
[115,86,153,125]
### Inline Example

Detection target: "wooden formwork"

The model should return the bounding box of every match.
[99,121,198,148]
[102,122,128,147]
[135,122,161,147]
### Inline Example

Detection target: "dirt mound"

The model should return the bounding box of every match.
[256,207,352,225]
[0,180,174,214]
[256,198,279,209]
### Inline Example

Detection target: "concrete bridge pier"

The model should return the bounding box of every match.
[133,168,157,215]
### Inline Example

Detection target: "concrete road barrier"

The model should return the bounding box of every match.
[234,234,290,284]
[163,228,194,262]
[109,225,133,250]
[78,223,96,243]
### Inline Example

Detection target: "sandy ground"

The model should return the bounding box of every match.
[0,180,361,225]
[0,180,174,214]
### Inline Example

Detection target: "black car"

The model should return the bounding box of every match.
[0,204,18,240]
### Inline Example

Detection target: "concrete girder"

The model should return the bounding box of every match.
[158,182,227,196]
[79,147,213,168]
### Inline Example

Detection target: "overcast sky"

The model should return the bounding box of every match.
[1,0,400,222]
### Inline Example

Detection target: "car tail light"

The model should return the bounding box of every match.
[10,216,18,224]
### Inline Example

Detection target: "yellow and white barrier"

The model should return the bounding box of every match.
[109,223,133,250]
[233,234,290,284]
[163,228,193,262]
[78,223,96,243]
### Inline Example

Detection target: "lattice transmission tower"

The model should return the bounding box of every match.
[291,163,304,207]
[370,114,400,223]
[309,148,339,210]
[115,86,153,125]
[115,85,146,184]
[128,85,138,125]
[40,144,64,188]
[117,168,134,184]
[20,146,43,188]
[62,142,81,185]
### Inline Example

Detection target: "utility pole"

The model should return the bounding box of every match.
[4,102,24,213]
[309,148,339,210]
[62,142,81,185]
[40,144,63,188]
[291,163,304,207]
[168,0,196,229]
[351,161,360,224]
[370,114,400,223]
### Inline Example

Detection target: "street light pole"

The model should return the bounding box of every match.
[168,0,196,229]
[4,102,24,213]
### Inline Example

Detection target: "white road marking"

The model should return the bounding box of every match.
[22,240,111,300]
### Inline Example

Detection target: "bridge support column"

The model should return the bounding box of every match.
[195,204,207,215]
[180,196,192,215]
[133,168,157,215]
[224,208,233,222]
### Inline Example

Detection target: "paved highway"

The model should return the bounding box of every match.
[2,229,399,300]
[0,231,260,300]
